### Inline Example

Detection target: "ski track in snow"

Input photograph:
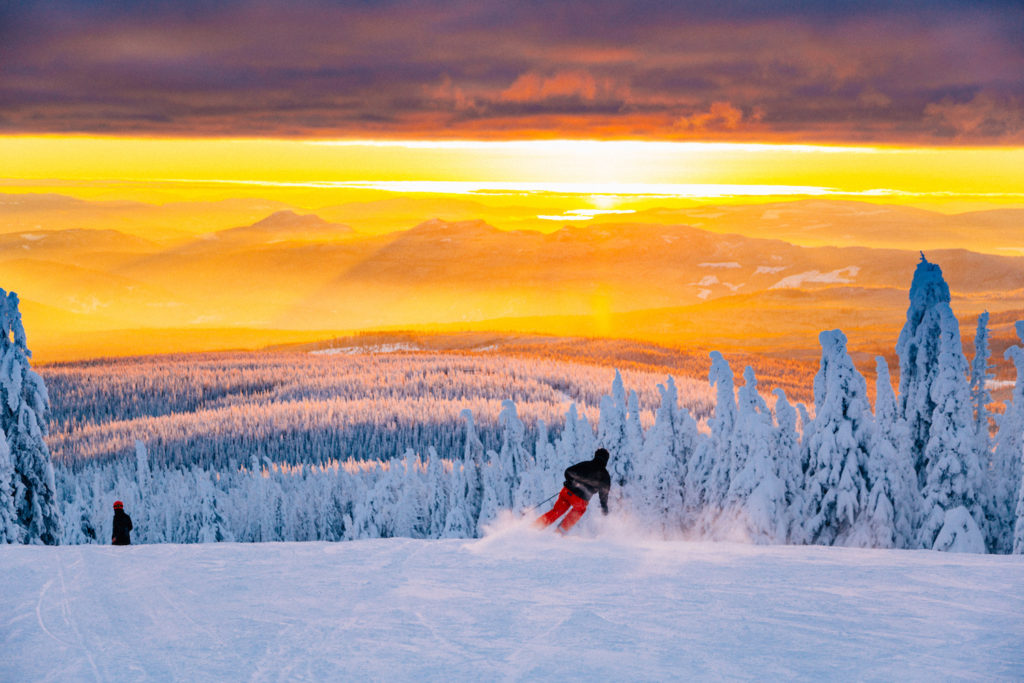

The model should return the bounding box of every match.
[3,526,1023,682]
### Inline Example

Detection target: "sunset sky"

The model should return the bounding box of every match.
[3,1,1023,207]
[3,1,1023,143]
[1,1,1023,360]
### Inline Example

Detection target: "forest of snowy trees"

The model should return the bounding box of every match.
[2,256,1024,552]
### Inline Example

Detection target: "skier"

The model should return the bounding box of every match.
[535,448,611,534]
[112,500,133,545]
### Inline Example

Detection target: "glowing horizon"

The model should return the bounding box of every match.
[4,136,1024,214]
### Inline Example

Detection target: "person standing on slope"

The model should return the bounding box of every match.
[535,448,611,534]
[112,500,133,545]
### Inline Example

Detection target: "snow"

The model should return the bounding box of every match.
[770,266,860,289]
[755,265,787,275]
[933,506,986,553]
[698,262,741,269]
[310,343,421,355]
[3,522,1022,681]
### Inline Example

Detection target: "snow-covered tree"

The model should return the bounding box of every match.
[599,369,631,486]
[970,312,994,456]
[198,471,233,543]
[1015,451,1024,553]
[478,401,530,528]
[0,289,59,544]
[637,377,697,533]
[897,254,953,485]
[997,322,1024,553]
[895,255,985,550]
[721,367,789,543]
[685,352,736,528]
[771,388,803,534]
[798,330,873,546]
[624,390,645,471]
[441,460,475,538]
[554,403,595,466]
[874,357,904,455]
[869,357,921,549]
[424,447,448,537]
[135,439,151,496]
[0,428,18,542]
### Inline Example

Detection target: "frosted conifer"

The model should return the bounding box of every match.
[970,312,994,456]
[723,367,788,543]
[0,427,18,542]
[895,256,985,550]
[798,330,872,546]
[686,352,737,526]
[871,357,921,548]
[997,322,1024,553]
[772,388,803,539]
[0,289,60,544]
[599,369,631,486]
[637,377,694,532]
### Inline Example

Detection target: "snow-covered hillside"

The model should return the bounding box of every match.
[4,520,1022,681]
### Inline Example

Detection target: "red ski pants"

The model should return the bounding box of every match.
[535,487,588,533]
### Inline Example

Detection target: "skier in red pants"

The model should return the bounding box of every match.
[536,448,611,534]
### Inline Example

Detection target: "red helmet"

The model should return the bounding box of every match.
[113,500,124,509]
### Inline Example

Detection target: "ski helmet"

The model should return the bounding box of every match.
[113,500,124,510]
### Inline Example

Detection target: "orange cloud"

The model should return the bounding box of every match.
[674,102,752,133]
[499,70,624,103]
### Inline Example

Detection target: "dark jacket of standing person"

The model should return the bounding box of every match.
[112,501,133,545]
[564,448,612,514]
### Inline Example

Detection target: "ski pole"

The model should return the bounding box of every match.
[522,490,559,514]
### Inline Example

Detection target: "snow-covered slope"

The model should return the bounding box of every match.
[3,521,1022,681]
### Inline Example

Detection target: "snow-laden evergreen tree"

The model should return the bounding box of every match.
[871,357,921,548]
[497,400,534,512]
[516,419,560,515]
[458,408,484,526]
[772,388,803,539]
[555,403,595,466]
[478,402,526,529]
[0,428,19,542]
[392,450,426,537]
[624,390,645,471]
[599,369,630,486]
[970,312,994,458]
[721,367,789,543]
[895,255,986,550]
[1015,449,1024,553]
[920,331,986,550]
[972,312,1010,552]
[797,330,872,546]
[997,322,1024,553]
[477,450,504,530]
[424,447,448,537]
[636,377,697,533]
[0,289,59,544]
[874,357,903,454]
[535,419,555,473]
[897,254,950,485]
[685,352,736,529]
[135,439,151,498]
[198,471,234,543]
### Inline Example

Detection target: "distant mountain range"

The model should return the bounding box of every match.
[1,193,1021,363]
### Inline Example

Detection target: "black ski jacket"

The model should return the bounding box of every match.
[564,459,611,513]
[112,510,133,545]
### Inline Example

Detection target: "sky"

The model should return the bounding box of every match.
[2,1,1023,143]
[2,1,1022,210]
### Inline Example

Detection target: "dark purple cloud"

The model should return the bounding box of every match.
[1,0,1022,142]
